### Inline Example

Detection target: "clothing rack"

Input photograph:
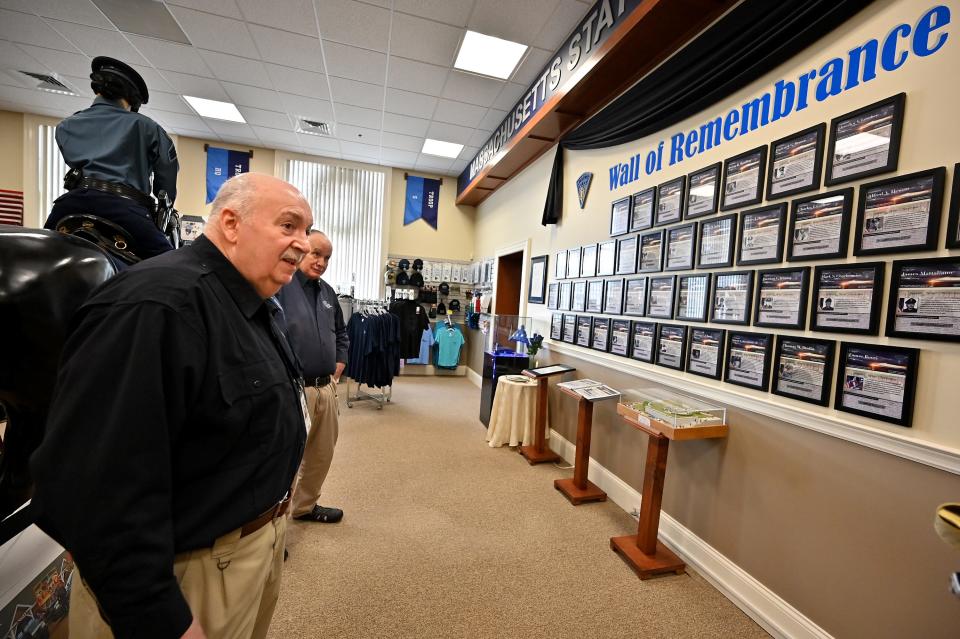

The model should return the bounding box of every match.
[344,298,397,410]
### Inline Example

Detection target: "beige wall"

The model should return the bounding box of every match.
[172,136,276,217]
[387,169,476,260]
[0,110,23,192]
[472,1,960,636]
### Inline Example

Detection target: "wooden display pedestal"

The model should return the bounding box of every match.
[518,367,570,465]
[554,386,607,505]
[611,403,728,579]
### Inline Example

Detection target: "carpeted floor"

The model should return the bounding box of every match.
[270,376,769,639]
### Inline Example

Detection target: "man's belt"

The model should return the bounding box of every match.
[240,494,290,539]
[307,375,331,387]
[76,177,155,212]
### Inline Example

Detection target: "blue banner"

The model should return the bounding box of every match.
[403,175,440,229]
[206,147,250,203]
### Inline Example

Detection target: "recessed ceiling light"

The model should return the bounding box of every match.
[422,139,463,158]
[183,95,246,123]
[454,30,528,80]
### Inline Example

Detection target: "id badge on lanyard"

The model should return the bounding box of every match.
[297,381,312,434]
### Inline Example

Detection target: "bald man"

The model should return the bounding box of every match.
[32,173,312,639]
[275,230,348,523]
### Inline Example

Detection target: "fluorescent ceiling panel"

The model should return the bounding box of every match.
[422,138,463,158]
[183,95,246,123]
[454,31,527,80]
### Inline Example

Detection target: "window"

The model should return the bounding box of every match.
[37,124,68,225]
[284,159,385,299]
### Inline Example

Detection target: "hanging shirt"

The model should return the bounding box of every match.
[434,322,465,369]
[406,328,435,365]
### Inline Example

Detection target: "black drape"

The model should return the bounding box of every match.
[542,0,875,225]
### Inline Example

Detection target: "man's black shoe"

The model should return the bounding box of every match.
[293,505,343,523]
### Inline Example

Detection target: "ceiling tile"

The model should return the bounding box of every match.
[144,91,194,115]
[205,119,257,138]
[386,57,448,96]
[239,106,292,129]
[130,64,174,93]
[468,129,490,147]
[458,145,480,160]
[166,0,243,20]
[0,9,82,51]
[153,110,214,133]
[126,35,209,75]
[280,92,334,120]
[234,0,317,37]
[379,147,419,165]
[322,42,386,86]
[468,0,558,44]
[478,108,508,130]
[416,154,454,171]
[441,71,503,107]
[199,50,272,87]
[329,77,383,110]
[161,70,230,101]
[264,63,328,98]
[30,0,114,28]
[315,0,391,52]
[298,133,340,152]
[334,103,382,129]
[337,124,379,146]
[381,130,423,152]
[248,24,324,72]
[511,47,553,87]
[16,45,90,78]
[168,6,258,58]
[534,0,588,50]
[381,111,430,137]
[49,21,148,63]
[384,87,436,118]
[0,42,44,73]
[492,82,526,111]
[432,98,487,128]
[339,140,380,157]
[253,126,299,145]
[426,121,473,145]
[393,0,473,26]
[389,12,462,67]
[341,154,380,166]
[222,81,280,109]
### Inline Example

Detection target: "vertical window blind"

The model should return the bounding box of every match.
[284,159,385,299]
[38,124,68,224]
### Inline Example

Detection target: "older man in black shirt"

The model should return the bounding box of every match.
[30,173,312,639]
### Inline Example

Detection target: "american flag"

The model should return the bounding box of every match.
[0,189,24,226]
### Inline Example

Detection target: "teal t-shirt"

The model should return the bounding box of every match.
[434,323,465,369]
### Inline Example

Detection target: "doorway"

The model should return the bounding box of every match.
[495,250,523,315]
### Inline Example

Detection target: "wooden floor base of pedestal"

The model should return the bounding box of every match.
[610,534,686,579]
[554,478,607,504]
[518,444,561,464]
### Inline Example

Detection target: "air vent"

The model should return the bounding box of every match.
[19,71,76,95]
[298,118,334,137]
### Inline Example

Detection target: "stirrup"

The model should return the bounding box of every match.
[55,214,142,266]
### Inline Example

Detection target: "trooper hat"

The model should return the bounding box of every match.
[438,281,450,295]
[437,301,446,315]
[412,258,423,271]
[396,270,410,285]
[91,57,149,111]
[409,271,424,287]
[398,258,410,271]
[449,299,461,312]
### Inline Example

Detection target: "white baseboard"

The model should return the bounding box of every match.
[466,368,482,388]
[548,431,832,639]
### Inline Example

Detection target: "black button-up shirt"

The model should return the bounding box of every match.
[30,235,305,639]
[275,270,349,379]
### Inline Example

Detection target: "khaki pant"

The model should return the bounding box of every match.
[69,516,287,639]
[291,381,340,517]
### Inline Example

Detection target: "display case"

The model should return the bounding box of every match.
[617,387,727,439]
[479,314,533,426]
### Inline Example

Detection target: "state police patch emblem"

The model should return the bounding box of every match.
[576,172,593,209]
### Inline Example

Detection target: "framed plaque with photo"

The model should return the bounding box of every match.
[737,203,787,266]
[555,250,567,279]
[586,279,605,313]
[550,313,563,340]
[562,313,577,343]
[571,280,587,312]
[597,240,617,276]
[603,278,625,315]
[835,341,919,427]
[566,246,582,279]
[767,123,826,198]
[631,187,656,231]
[724,331,773,391]
[886,256,960,342]
[647,275,676,319]
[853,167,946,256]
[675,273,711,322]
[721,146,767,211]
[685,163,721,219]
[575,315,593,348]
[825,93,905,186]
[616,235,638,275]
[665,222,698,271]
[787,188,853,261]
[698,213,737,269]
[630,320,658,363]
[581,243,598,277]
[656,176,685,226]
[559,281,572,311]
[592,317,611,351]
[754,267,810,329]
[638,229,664,273]
[610,318,632,356]
[546,282,559,310]
[948,163,960,249]
[610,196,632,236]
[624,276,648,316]
[811,262,884,335]
[655,324,688,370]
[773,335,836,407]
[711,271,754,325]
[686,327,725,380]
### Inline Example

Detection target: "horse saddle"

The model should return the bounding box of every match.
[55,214,141,266]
